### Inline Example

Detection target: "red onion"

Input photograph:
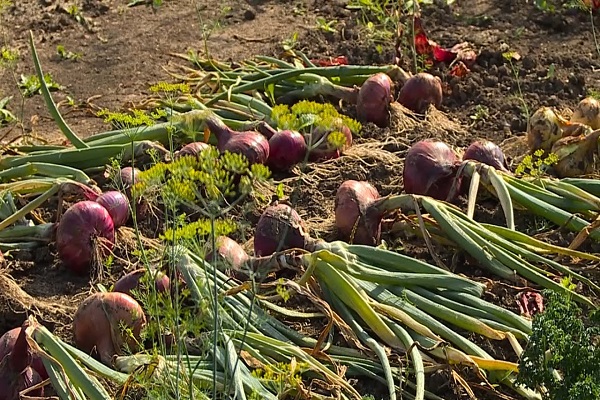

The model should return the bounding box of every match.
[73,292,146,365]
[306,124,353,162]
[96,191,130,227]
[398,73,443,114]
[267,130,307,170]
[462,140,510,172]
[0,326,47,381]
[335,180,383,245]
[254,203,320,256]
[56,201,115,274]
[0,321,44,399]
[113,268,170,296]
[174,142,211,160]
[206,236,250,274]
[204,113,270,165]
[403,140,461,201]
[356,73,393,128]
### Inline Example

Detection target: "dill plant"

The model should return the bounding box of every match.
[126,146,270,398]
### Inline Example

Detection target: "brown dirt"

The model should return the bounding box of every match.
[1,0,600,399]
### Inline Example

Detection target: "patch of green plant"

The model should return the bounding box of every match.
[517,289,600,399]
[515,149,559,177]
[271,100,361,135]
[19,73,63,97]
[0,46,18,67]
[250,360,309,397]
[96,107,167,129]
[162,218,237,242]
[315,16,338,33]
[0,96,16,125]
[149,81,190,94]
[56,44,82,61]
[347,0,402,45]
[135,146,271,216]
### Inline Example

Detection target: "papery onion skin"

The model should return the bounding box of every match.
[335,180,382,245]
[206,236,250,276]
[174,142,211,160]
[403,140,461,201]
[570,97,600,129]
[96,191,130,228]
[56,201,115,274]
[267,130,307,170]
[73,292,146,366]
[462,140,510,172]
[254,203,318,256]
[205,114,270,165]
[551,130,600,178]
[356,73,393,128]
[113,268,170,296]
[397,73,443,114]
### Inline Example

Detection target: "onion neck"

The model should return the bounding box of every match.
[205,113,233,148]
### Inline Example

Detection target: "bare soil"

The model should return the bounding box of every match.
[1,0,600,399]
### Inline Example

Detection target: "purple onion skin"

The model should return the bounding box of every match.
[96,191,130,228]
[56,201,115,274]
[119,167,140,191]
[267,130,307,170]
[254,203,315,256]
[356,73,393,128]
[398,73,443,114]
[0,322,44,400]
[205,115,270,165]
[335,180,382,245]
[0,327,48,382]
[113,269,170,296]
[462,140,510,172]
[403,140,461,201]
[174,142,211,160]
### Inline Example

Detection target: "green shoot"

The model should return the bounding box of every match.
[315,16,338,33]
[56,44,82,61]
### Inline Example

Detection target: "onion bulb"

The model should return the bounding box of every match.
[356,73,394,128]
[174,142,211,160]
[0,326,47,381]
[403,140,461,201]
[206,236,250,276]
[254,203,319,256]
[73,291,146,365]
[118,166,140,193]
[113,268,170,296]
[305,123,353,161]
[462,140,510,172]
[335,180,382,245]
[56,201,115,274]
[527,107,569,153]
[551,129,600,178]
[570,97,600,129]
[96,191,130,228]
[397,73,443,114]
[267,130,307,170]
[0,321,44,399]
[203,113,269,165]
